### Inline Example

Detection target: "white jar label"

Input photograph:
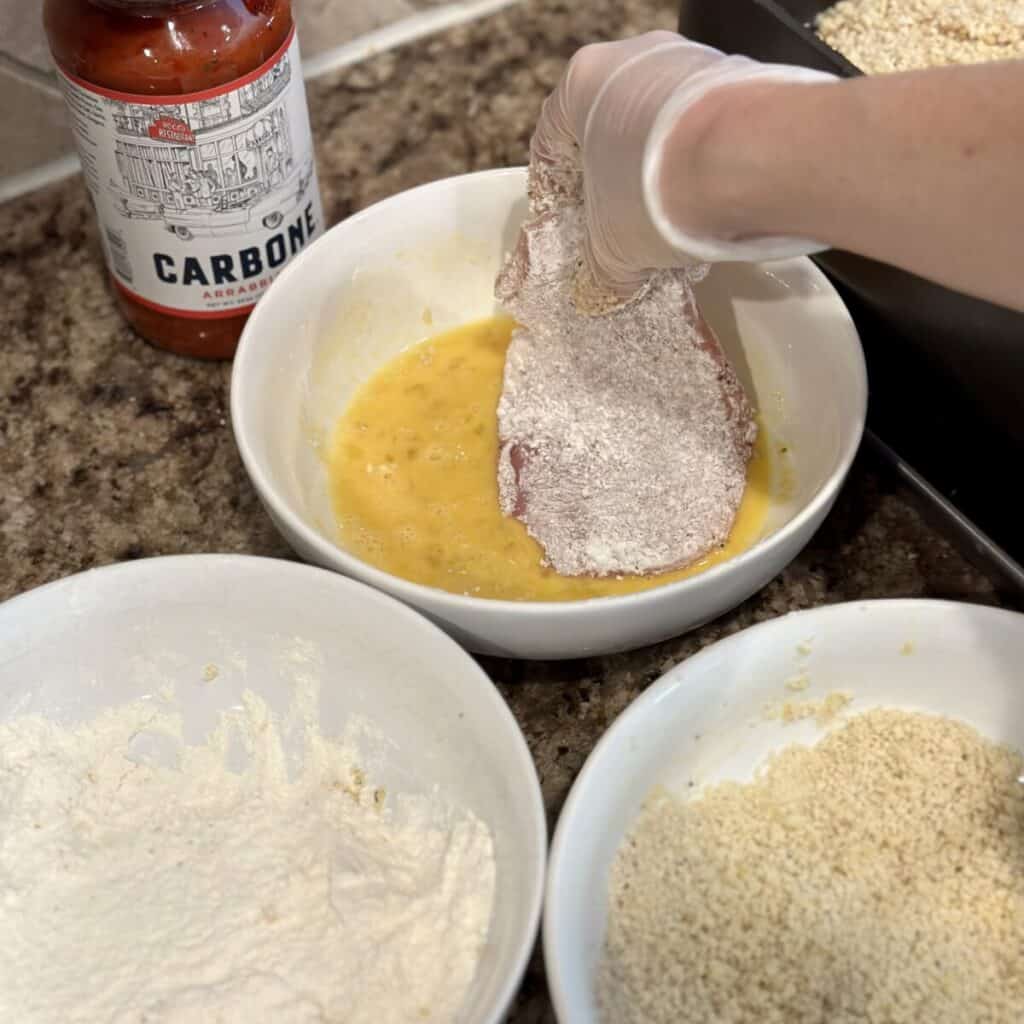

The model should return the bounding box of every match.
[57,28,323,318]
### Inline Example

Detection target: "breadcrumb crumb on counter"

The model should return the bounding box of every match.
[816,0,1024,74]
[600,709,1024,1023]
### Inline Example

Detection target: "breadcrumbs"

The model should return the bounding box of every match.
[816,0,1024,74]
[599,709,1024,1023]
[764,689,852,726]
[784,672,811,693]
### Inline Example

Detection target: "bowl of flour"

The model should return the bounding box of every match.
[0,554,545,1024]
[545,599,1024,1022]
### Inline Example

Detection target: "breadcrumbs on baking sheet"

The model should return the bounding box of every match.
[816,0,1024,74]
[599,709,1024,1023]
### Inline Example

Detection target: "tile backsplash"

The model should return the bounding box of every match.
[0,4,54,75]
[0,61,71,180]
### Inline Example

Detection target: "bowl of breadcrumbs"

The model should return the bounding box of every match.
[545,598,1024,1023]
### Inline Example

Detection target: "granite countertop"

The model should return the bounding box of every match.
[0,0,1013,1019]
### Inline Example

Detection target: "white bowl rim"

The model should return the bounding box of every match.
[541,595,1024,1020]
[0,552,548,1022]
[230,166,868,615]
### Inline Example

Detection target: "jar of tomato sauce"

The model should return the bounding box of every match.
[44,0,323,359]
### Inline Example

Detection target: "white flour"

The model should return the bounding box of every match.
[0,689,496,1023]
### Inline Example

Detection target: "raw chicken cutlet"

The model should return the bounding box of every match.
[494,161,757,579]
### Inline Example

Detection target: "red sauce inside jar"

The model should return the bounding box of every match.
[44,0,319,359]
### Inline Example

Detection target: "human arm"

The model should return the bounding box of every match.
[661,59,1024,310]
[538,32,1024,312]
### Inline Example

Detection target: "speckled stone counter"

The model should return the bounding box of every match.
[0,1,1014,1019]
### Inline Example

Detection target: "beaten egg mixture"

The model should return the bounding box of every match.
[328,316,777,602]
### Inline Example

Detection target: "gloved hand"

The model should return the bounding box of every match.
[531,30,837,297]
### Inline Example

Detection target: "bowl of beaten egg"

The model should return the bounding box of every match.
[231,167,867,659]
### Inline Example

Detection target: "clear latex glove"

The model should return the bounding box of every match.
[531,31,837,296]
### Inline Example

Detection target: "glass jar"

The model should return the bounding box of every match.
[44,0,323,358]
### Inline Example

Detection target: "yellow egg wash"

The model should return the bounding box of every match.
[328,316,776,602]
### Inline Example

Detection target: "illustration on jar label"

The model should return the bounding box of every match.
[57,28,323,318]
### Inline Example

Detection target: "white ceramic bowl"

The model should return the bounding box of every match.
[0,554,545,1024]
[544,598,1024,1022]
[231,167,867,659]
